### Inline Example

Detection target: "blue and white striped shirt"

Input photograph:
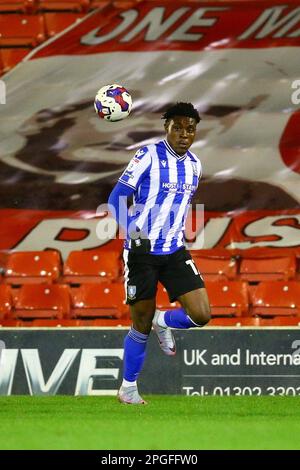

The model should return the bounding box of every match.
[119,139,202,255]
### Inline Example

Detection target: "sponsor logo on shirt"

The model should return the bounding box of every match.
[162,182,197,193]
[162,182,178,190]
[182,183,197,191]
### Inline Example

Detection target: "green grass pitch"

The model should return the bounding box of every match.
[0,396,300,450]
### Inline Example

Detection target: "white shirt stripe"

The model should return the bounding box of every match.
[162,157,194,251]
[134,145,160,233]
[148,152,178,250]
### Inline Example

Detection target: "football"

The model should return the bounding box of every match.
[94,84,132,122]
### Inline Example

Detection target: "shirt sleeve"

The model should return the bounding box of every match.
[108,181,136,238]
[197,159,203,180]
[118,147,152,190]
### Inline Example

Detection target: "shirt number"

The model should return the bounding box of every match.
[185,259,199,275]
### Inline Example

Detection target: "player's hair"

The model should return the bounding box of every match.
[161,102,201,123]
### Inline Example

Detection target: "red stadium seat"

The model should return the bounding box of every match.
[0,0,37,13]
[0,14,45,47]
[0,48,30,73]
[0,250,8,276]
[71,282,128,318]
[38,0,90,12]
[28,318,131,327]
[239,254,296,282]
[14,284,70,319]
[296,253,300,280]
[209,317,261,327]
[250,281,300,317]
[44,12,84,37]
[4,250,61,285]
[29,319,65,327]
[86,318,131,326]
[0,284,12,320]
[0,319,23,327]
[63,250,121,284]
[209,316,300,327]
[156,283,179,310]
[206,281,249,317]
[258,317,300,326]
[193,253,237,281]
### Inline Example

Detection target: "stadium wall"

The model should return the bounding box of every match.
[1,328,300,396]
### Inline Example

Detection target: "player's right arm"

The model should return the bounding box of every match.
[118,146,151,190]
[108,147,151,252]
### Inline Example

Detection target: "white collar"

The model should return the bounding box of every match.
[163,139,187,161]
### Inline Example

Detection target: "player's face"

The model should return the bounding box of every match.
[164,116,197,155]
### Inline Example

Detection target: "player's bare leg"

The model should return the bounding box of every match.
[178,288,211,326]
[118,298,156,405]
[130,298,156,334]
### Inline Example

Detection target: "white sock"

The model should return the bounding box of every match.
[156,310,167,328]
[122,379,137,388]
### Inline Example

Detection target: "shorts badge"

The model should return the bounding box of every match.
[127,285,136,300]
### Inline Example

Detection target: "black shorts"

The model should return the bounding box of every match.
[123,247,205,305]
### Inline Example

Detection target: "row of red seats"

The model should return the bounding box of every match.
[0,0,148,13]
[0,0,110,13]
[0,282,128,320]
[0,12,88,46]
[3,0,299,14]
[1,250,299,286]
[2,316,300,328]
[0,12,94,74]
[0,280,300,322]
[194,250,299,282]
[1,250,122,285]
[160,281,300,318]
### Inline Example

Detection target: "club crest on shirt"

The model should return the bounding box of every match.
[161,160,167,168]
[134,148,146,159]
[127,285,136,300]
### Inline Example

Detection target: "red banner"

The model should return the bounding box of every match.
[1,209,299,259]
[31,1,300,58]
